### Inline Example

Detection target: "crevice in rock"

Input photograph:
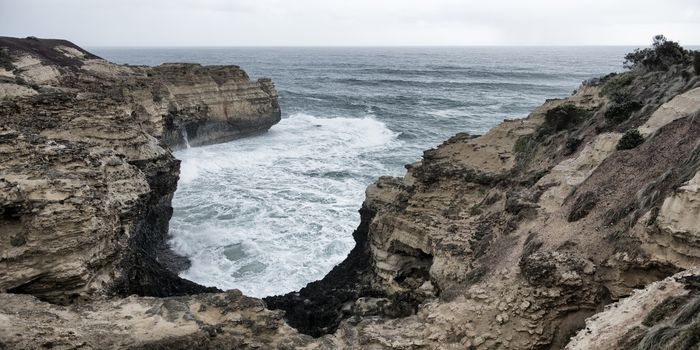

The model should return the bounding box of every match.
[391,242,433,290]
[263,206,382,337]
[111,154,221,298]
[263,206,435,337]
[549,309,600,349]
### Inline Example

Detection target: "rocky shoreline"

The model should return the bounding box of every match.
[0,36,279,304]
[2,36,700,349]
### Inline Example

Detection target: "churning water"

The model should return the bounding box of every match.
[93,46,631,297]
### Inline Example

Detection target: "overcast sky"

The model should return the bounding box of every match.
[1,0,698,46]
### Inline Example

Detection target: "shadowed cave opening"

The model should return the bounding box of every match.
[262,207,436,337]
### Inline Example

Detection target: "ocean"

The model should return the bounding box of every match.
[92,46,631,297]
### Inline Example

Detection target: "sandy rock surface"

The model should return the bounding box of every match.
[2,36,700,349]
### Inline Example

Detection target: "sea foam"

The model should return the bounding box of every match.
[169,113,400,297]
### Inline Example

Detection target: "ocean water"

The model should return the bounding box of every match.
[93,46,631,297]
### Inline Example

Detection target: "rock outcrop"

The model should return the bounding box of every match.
[2,37,700,349]
[0,36,280,304]
[265,50,700,349]
[0,291,311,350]
[566,267,700,350]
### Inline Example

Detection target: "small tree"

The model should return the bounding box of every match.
[624,35,687,71]
[694,51,700,75]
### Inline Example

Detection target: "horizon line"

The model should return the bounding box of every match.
[84,44,700,49]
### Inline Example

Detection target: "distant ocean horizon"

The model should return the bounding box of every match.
[92,46,633,297]
[88,45,643,48]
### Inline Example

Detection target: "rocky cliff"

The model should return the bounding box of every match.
[566,267,700,349]
[2,37,700,349]
[265,41,700,348]
[0,36,280,304]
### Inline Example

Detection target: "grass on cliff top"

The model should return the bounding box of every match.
[600,35,695,128]
[512,104,592,171]
[624,35,690,71]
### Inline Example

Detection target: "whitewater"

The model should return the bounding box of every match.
[169,113,400,296]
[93,46,631,297]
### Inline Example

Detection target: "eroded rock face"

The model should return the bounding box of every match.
[266,61,700,349]
[0,36,279,303]
[566,268,700,350]
[2,37,700,350]
[153,63,281,149]
[0,36,281,150]
[0,290,311,350]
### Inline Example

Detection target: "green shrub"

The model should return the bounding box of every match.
[604,201,638,225]
[617,129,645,150]
[605,100,643,124]
[624,35,687,71]
[522,169,549,187]
[513,134,538,168]
[539,104,590,136]
[563,137,582,156]
[514,134,536,154]
[694,51,700,76]
[601,73,635,99]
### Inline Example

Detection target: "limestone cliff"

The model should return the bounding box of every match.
[0,36,280,303]
[2,37,700,350]
[265,45,700,349]
[566,268,700,349]
[0,291,312,350]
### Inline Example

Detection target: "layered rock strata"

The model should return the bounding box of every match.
[266,56,700,349]
[0,36,280,303]
[2,37,700,349]
[566,268,700,349]
[0,291,311,350]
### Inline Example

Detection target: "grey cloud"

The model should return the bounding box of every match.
[0,0,697,46]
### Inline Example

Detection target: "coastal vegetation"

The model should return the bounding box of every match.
[617,129,645,150]
[624,34,688,70]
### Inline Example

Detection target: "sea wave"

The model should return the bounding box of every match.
[333,77,566,90]
[169,113,401,297]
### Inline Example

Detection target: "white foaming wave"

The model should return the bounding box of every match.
[169,113,401,297]
[275,113,400,151]
[175,113,399,184]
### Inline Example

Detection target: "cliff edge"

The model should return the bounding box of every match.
[2,37,700,349]
[265,38,700,349]
[0,36,280,304]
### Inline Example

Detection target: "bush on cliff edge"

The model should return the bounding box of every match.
[539,104,590,137]
[624,35,687,71]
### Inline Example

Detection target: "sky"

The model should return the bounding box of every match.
[1,0,699,47]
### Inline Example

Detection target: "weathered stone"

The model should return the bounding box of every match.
[2,37,700,350]
[0,36,280,302]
